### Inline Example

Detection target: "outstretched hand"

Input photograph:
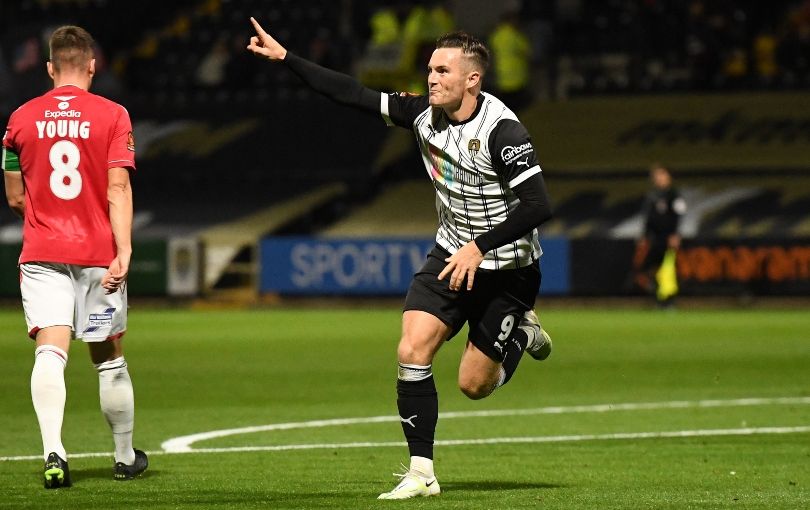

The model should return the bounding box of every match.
[438,241,485,292]
[246,17,288,61]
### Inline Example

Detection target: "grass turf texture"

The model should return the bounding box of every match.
[0,307,808,509]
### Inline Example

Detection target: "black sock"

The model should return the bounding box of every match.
[499,329,529,387]
[397,364,438,459]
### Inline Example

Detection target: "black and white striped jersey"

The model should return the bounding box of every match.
[380,91,542,270]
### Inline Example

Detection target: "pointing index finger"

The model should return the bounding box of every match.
[250,16,269,37]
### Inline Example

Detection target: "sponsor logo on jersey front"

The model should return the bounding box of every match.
[453,167,483,186]
[428,144,483,186]
[501,142,533,165]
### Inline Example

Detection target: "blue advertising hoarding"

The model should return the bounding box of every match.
[259,236,570,296]
[537,237,570,295]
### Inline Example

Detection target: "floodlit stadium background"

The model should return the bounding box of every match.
[0,2,808,508]
[1,0,808,301]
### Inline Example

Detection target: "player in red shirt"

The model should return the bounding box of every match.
[2,26,147,488]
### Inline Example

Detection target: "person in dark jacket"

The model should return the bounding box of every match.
[634,163,686,306]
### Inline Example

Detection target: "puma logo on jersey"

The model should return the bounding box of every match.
[516,158,530,167]
[400,414,418,428]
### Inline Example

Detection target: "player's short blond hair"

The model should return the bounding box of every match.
[49,25,94,73]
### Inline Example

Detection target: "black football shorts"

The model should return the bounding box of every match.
[403,245,541,362]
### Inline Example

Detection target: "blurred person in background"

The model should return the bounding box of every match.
[489,10,533,111]
[2,25,147,488]
[359,1,454,93]
[633,163,686,308]
[247,17,554,500]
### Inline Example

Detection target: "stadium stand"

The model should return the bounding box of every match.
[1,0,808,296]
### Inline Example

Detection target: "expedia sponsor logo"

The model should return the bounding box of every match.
[501,142,532,164]
[45,110,81,118]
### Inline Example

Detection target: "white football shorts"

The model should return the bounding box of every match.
[20,262,128,342]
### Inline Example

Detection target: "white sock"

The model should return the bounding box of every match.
[31,345,68,461]
[410,455,434,478]
[495,367,507,389]
[95,357,135,465]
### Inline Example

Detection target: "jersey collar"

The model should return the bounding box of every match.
[52,84,86,93]
[444,94,485,127]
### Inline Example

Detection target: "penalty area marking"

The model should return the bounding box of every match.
[1,396,808,462]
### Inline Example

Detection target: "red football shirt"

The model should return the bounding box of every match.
[2,85,135,266]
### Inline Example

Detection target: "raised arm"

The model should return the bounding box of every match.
[247,17,380,112]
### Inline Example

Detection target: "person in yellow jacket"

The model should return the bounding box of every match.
[489,12,532,110]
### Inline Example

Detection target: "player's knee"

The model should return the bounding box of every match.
[88,338,124,365]
[458,375,494,400]
[397,337,415,363]
[397,334,431,365]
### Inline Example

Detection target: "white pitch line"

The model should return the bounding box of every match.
[3,396,809,462]
[161,396,810,452]
[2,426,809,462]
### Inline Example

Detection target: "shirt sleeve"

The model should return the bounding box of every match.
[488,119,541,186]
[473,118,552,254]
[2,115,21,172]
[474,173,552,254]
[283,52,380,113]
[382,92,431,128]
[282,52,429,129]
[108,106,135,171]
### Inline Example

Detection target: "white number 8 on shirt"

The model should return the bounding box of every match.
[49,140,82,199]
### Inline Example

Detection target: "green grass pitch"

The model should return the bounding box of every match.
[0,306,808,509]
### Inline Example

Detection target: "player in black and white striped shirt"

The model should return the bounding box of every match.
[248,19,554,499]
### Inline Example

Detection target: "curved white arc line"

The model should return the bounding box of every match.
[160,396,810,452]
[6,425,808,462]
[161,415,400,452]
[179,426,810,453]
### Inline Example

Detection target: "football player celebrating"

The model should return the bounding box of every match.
[248,18,555,499]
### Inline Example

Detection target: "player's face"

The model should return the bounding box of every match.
[427,48,474,108]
